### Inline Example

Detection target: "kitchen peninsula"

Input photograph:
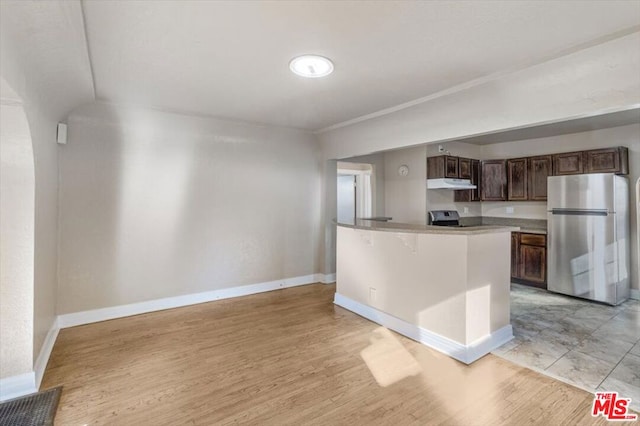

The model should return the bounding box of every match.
[335,220,518,364]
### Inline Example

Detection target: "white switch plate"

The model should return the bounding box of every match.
[463,207,469,214]
[369,287,376,302]
[506,207,514,214]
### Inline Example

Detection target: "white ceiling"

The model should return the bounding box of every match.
[80,1,640,131]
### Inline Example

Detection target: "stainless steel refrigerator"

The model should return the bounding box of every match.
[547,173,630,305]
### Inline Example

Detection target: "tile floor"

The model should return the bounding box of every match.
[492,284,640,411]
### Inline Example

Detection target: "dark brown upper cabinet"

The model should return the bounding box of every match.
[427,155,459,179]
[454,159,481,202]
[584,147,629,175]
[507,158,528,201]
[553,151,584,175]
[527,155,553,201]
[481,160,507,201]
[458,158,472,179]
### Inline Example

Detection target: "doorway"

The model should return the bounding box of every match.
[337,175,356,223]
[336,162,373,223]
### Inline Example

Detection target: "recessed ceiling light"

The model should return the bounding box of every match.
[289,55,334,78]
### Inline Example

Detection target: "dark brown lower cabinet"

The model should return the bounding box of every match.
[520,245,546,285]
[511,233,519,279]
[511,232,547,289]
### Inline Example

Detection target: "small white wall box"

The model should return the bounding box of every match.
[56,123,67,144]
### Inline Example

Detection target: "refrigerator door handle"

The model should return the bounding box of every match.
[550,208,609,216]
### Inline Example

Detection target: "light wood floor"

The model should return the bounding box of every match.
[42,284,629,425]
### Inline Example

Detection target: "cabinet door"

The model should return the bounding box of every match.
[507,158,528,201]
[528,155,553,201]
[584,147,628,175]
[427,156,445,179]
[519,245,546,285]
[481,160,507,201]
[453,159,481,202]
[453,188,471,202]
[553,151,584,175]
[511,233,520,280]
[458,158,471,179]
[445,156,459,178]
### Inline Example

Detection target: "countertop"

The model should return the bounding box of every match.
[518,228,547,235]
[459,216,547,235]
[336,219,519,235]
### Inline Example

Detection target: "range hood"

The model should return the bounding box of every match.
[427,178,477,190]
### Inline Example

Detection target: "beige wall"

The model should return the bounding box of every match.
[0,101,34,378]
[57,103,322,314]
[29,108,61,365]
[1,78,63,370]
[384,145,427,224]
[1,0,94,370]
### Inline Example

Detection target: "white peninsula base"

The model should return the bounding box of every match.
[335,222,517,364]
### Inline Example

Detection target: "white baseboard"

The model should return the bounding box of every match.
[34,318,60,389]
[334,293,513,364]
[58,274,319,329]
[315,273,336,284]
[630,289,640,300]
[0,372,36,402]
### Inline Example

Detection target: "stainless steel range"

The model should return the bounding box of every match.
[428,210,462,227]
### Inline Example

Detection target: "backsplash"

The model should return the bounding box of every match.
[480,201,547,220]
[459,216,547,231]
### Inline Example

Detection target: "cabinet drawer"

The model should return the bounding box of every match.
[520,233,546,247]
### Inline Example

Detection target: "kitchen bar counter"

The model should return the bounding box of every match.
[518,228,547,235]
[334,221,514,364]
[460,216,547,235]
[336,219,519,235]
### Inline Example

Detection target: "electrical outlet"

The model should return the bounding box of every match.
[438,145,444,153]
[506,206,514,214]
[369,287,377,302]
